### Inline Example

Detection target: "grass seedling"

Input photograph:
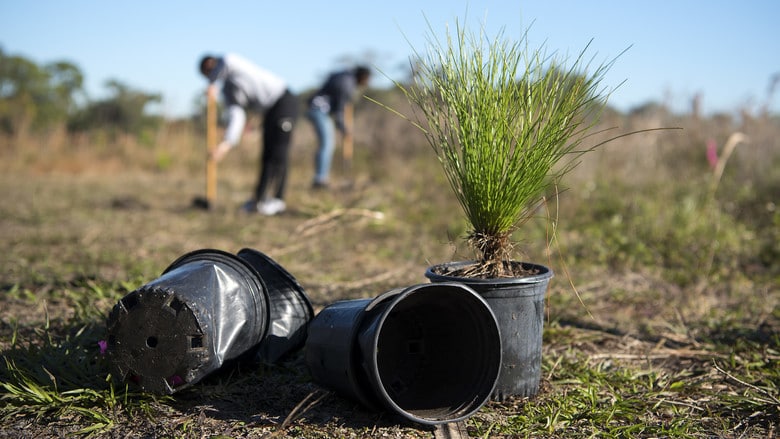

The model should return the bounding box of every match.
[387,19,621,277]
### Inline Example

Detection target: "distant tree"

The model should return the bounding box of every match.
[0,47,84,135]
[68,79,162,137]
[1,47,163,140]
[629,101,668,118]
[45,61,85,114]
[33,61,84,130]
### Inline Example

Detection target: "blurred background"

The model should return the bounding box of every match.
[1,3,778,437]
[1,0,778,120]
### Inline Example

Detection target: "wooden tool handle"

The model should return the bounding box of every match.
[342,103,354,163]
[206,90,217,203]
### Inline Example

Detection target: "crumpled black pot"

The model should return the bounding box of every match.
[106,248,313,394]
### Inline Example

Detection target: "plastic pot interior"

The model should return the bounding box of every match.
[358,283,502,425]
[425,260,553,400]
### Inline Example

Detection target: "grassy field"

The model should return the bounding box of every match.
[0,92,778,438]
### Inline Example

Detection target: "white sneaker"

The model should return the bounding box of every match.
[258,198,286,216]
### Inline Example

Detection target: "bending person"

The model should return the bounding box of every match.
[200,53,298,215]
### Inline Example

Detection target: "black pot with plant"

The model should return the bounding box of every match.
[378,19,626,400]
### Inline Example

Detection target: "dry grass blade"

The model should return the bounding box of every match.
[712,131,749,190]
[269,389,330,436]
[294,207,385,237]
[434,421,469,439]
[713,362,780,405]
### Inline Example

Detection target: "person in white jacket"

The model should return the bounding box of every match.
[199,53,298,215]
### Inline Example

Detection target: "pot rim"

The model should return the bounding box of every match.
[425,260,553,286]
[363,282,501,425]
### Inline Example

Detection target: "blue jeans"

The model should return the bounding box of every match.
[307,107,334,184]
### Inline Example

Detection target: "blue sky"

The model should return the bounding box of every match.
[1,0,778,118]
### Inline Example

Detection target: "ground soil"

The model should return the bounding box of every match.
[1,141,777,438]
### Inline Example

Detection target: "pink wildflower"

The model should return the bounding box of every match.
[706,138,718,170]
[98,339,108,355]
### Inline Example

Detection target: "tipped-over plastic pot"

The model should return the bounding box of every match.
[106,248,313,394]
[305,282,501,425]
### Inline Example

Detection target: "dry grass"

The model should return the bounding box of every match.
[0,91,778,438]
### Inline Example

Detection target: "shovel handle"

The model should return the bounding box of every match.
[342,103,354,169]
[206,90,217,203]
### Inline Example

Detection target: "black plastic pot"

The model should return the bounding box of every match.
[305,282,501,425]
[106,248,312,394]
[237,248,314,364]
[425,261,553,401]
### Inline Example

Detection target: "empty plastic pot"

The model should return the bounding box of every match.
[237,248,314,364]
[106,248,313,394]
[305,282,501,425]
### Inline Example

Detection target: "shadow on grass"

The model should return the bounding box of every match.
[0,317,432,435]
[170,359,432,433]
[702,318,780,349]
[551,311,780,352]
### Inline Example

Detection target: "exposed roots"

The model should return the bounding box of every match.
[432,230,540,279]
[468,231,515,278]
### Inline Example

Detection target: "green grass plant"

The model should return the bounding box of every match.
[389,19,619,276]
[1,313,173,435]
[470,347,779,438]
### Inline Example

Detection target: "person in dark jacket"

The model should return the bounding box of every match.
[200,53,298,215]
[306,66,371,188]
